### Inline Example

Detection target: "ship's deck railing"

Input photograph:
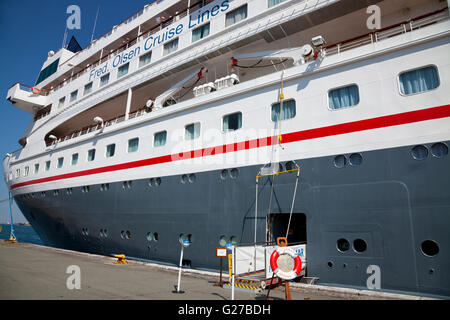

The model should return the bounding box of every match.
[8,82,50,96]
[49,108,149,146]
[47,7,450,147]
[325,7,449,56]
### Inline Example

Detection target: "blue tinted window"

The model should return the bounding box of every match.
[329,85,360,110]
[272,100,296,122]
[399,66,439,95]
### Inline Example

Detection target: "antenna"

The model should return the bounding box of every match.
[91,6,100,43]
[62,25,68,49]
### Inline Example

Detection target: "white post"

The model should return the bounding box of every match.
[231,247,235,300]
[125,88,132,121]
[177,246,184,293]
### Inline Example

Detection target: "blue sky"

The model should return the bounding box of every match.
[0,0,154,223]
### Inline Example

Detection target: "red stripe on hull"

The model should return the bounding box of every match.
[10,104,450,190]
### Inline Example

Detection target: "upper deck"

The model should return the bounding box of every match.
[4,0,449,163]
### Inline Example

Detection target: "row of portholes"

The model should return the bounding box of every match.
[411,142,448,161]
[149,178,162,187]
[335,238,439,257]
[100,229,108,238]
[337,238,367,253]
[220,169,240,180]
[121,230,132,240]
[219,235,238,247]
[122,181,133,190]
[147,232,159,242]
[181,174,196,184]
[334,153,363,169]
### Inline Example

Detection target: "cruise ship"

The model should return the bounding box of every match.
[3,0,450,298]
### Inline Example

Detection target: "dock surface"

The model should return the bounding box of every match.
[0,243,413,300]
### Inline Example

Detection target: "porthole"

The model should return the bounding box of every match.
[349,153,363,166]
[147,232,153,242]
[421,240,439,257]
[149,178,155,187]
[431,142,448,159]
[337,239,350,252]
[125,231,131,240]
[189,174,196,183]
[285,161,296,171]
[155,178,162,186]
[327,261,334,268]
[121,231,125,239]
[187,234,194,243]
[219,235,227,247]
[230,169,239,179]
[153,232,159,241]
[220,170,228,180]
[230,236,238,245]
[411,145,428,160]
[353,239,367,253]
[334,155,347,168]
[181,175,188,184]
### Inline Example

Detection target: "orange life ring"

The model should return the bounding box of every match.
[31,87,41,95]
[270,247,303,280]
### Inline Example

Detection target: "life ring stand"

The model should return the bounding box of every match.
[31,87,41,95]
[270,237,303,281]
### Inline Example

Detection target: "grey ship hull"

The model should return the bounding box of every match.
[15,140,450,298]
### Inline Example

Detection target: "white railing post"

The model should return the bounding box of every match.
[125,88,132,121]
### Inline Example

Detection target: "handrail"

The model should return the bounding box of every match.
[324,7,448,50]
[48,107,150,147]
[8,82,50,96]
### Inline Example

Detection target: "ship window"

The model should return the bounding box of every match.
[36,58,59,85]
[223,112,242,132]
[225,4,248,27]
[24,166,29,176]
[58,97,66,108]
[70,90,78,102]
[431,142,448,159]
[84,82,93,95]
[353,239,367,253]
[337,239,350,252]
[45,161,51,171]
[15,169,20,179]
[399,65,440,96]
[71,153,79,166]
[328,84,360,110]
[154,131,167,147]
[34,164,39,174]
[271,99,296,122]
[128,138,139,153]
[106,144,116,158]
[163,38,179,56]
[185,123,201,141]
[268,0,287,7]
[139,51,152,68]
[421,240,439,257]
[192,23,210,43]
[100,73,110,87]
[87,149,96,162]
[57,157,64,169]
[117,63,129,78]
